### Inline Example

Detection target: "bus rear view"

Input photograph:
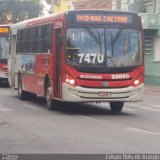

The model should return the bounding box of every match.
[63,10,144,112]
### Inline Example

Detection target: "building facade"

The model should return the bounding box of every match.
[72,0,112,10]
[113,0,160,86]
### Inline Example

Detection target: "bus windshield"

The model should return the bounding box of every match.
[0,36,9,59]
[66,27,142,68]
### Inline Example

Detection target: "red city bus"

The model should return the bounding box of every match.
[8,10,144,112]
[0,25,10,83]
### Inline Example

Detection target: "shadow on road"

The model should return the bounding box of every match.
[28,97,136,117]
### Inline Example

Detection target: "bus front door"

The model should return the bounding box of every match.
[55,28,62,98]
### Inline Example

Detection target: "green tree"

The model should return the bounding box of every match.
[0,0,43,24]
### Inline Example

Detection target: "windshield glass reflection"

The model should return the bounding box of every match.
[106,29,142,67]
[66,28,142,68]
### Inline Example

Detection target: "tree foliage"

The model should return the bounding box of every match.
[0,0,43,24]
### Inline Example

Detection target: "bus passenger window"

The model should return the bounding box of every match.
[44,23,53,53]
[28,27,37,53]
[23,29,30,53]
[36,26,44,53]
[16,30,22,53]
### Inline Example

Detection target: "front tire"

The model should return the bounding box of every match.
[110,102,124,112]
[45,81,57,110]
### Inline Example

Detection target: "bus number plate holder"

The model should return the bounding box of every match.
[98,92,112,97]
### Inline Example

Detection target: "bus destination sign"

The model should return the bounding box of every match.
[76,14,132,24]
[0,27,9,33]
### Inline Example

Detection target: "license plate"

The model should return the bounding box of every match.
[98,92,112,96]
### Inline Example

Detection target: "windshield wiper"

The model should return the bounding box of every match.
[83,25,102,53]
[110,33,114,57]
[98,31,102,53]
[111,28,123,46]
[110,28,123,57]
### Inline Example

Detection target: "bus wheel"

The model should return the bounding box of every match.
[110,102,124,112]
[18,75,27,100]
[46,83,54,110]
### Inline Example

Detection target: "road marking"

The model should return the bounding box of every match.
[127,103,160,111]
[0,108,13,112]
[23,104,39,110]
[140,106,160,111]
[129,127,160,136]
[150,104,160,108]
[127,103,141,107]
[123,108,135,112]
[80,115,95,120]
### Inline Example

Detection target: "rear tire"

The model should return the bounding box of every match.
[110,102,124,112]
[18,75,28,100]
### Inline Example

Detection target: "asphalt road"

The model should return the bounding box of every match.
[0,84,160,153]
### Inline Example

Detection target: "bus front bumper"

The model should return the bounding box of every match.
[62,83,144,102]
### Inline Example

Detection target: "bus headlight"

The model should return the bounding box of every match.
[69,79,75,85]
[66,78,75,85]
[133,72,144,87]
[65,74,76,86]
[134,80,140,85]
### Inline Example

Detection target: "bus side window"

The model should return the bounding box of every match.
[29,27,37,53]
[16,30,22,53]
[36,26,44,53]
[44,23,53,53]
[22,29,29,53]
